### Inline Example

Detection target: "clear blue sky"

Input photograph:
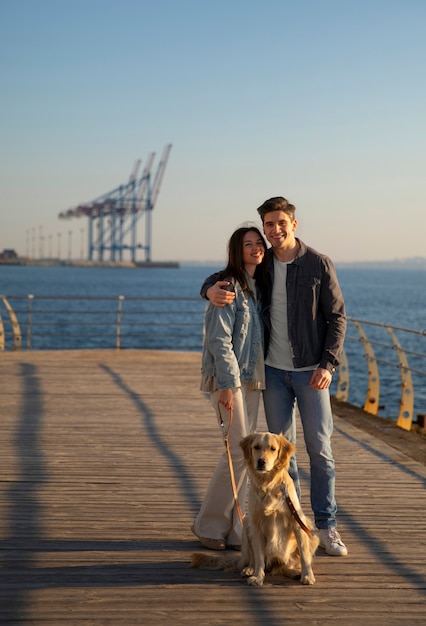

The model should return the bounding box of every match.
[1,0,425,263]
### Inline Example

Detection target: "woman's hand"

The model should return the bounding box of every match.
[218,388,233,410]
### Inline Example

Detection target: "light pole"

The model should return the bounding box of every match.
[39,225,43,259]
[68,230,72,261]
[80,228,85,260]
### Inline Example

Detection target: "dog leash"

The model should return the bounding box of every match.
[281,484,313,537]
[218,406,244,526]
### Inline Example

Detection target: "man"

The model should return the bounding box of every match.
[203,196,348,556]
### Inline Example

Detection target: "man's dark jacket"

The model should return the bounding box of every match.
[201,238,347,375]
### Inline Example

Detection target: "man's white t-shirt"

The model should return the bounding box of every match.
[265,256,316,372]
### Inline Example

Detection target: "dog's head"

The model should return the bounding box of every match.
[240,432,295,474]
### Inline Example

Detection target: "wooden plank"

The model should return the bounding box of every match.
[0,350,425,625]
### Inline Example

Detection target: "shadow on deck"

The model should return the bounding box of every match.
[0,350,425,625]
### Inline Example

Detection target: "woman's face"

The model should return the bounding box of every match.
[242,231,265,272]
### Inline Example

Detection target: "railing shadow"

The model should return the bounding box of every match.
[1,356,424,625]
[99,363,203,514]
[1,363,47,620]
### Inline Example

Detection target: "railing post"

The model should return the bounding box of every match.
[352,320,380,415]
[0,313,4,351]
[385,325,414,431]
[0,296,22,351]
[335,348,349,402]
[27,294,34,350]
[116,295,125,350]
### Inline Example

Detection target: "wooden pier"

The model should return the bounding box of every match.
[0,350,425,625]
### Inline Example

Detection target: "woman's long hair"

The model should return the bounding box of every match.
[218,226,269,299]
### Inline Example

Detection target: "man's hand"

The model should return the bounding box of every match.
[206,281,236,307]
[309,368,332,390]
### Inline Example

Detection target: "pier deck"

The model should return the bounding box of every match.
[0,350,425,625]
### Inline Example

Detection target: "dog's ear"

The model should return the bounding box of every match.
[240,433,255,461]
[277,434,295,470]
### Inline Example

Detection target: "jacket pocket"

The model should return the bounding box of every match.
[298,276,320,316]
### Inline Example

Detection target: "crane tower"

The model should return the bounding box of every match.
[58,144,172,263]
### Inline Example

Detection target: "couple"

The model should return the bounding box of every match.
[191,196,348,557]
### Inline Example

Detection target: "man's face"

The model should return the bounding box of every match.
[262,210,297,249]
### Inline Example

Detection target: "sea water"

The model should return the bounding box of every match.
[0,264,425,420]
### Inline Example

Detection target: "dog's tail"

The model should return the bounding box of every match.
[190,552,240,573]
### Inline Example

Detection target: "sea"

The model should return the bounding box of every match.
[1,264,425,422]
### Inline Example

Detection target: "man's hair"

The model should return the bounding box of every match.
[256,196,296,222]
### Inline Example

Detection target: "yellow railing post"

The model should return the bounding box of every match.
[0,314,4,351]
[352,320,380,415]
[385,325,414,431]
[0,296,22,351]
[335,348,349,402]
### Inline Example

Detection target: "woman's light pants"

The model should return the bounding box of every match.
[192,387,260,546]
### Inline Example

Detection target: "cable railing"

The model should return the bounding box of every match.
[1,295,425,431]
[335,318,426,431]
[0,294,206,352]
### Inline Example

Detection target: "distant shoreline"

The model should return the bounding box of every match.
[181,258,426,270]
[0,258,180,269]
[335,259,426,270]
[0,257,425,270]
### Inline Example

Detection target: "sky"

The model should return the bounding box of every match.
[1,0,425,264]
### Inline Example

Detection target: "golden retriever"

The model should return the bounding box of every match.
[191,432,319,586]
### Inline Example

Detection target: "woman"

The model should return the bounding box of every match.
[191,225,268,550]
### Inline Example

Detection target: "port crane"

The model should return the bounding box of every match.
[58,144,172,262]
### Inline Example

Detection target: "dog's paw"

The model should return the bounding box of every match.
[247,575,264,586]
[300,570,315,585]
[241,566,254,577]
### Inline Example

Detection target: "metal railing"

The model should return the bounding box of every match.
[1,295,425,431]
[0,294,206,352]
[334,318,426,431]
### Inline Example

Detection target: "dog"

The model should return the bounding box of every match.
[191,432,319,586]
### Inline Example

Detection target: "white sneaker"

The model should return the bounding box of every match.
[317,528,348,556]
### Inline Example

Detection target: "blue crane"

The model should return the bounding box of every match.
[58,144,172,263]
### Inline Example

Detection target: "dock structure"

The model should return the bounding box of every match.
[0,350,425,625]
[58,145,172,263]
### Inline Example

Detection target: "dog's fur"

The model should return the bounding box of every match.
[191,432,319,585]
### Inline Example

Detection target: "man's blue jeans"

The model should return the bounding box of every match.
[263,365,337,529]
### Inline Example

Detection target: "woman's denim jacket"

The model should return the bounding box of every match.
[201,278,263,390]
